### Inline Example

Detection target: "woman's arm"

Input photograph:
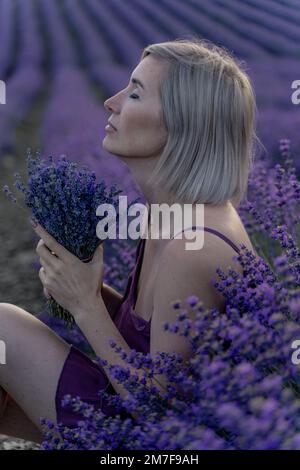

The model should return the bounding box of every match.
[75,298,168,422]
[100,282,124,320]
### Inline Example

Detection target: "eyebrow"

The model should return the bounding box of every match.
[131,77,145,90]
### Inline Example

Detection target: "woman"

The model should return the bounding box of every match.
[0,38,259,444]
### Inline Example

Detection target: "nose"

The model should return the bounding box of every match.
[104,91,121,113]
[104,87,125,112]
[104,97,114,112]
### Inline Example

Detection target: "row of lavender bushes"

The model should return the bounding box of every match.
[38,139,300,450]
[0,0,44,154]
[1,0,299,172]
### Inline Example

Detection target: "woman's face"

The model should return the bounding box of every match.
[103,55,169,160]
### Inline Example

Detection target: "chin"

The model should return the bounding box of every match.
[102,138,114,150]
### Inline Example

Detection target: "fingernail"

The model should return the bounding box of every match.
[30,216,38,228]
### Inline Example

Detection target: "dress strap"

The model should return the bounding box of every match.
[126,224,241,316]
[130,237,146,307]
[171,226,241,254]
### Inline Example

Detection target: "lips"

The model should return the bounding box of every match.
[108,121,117,131]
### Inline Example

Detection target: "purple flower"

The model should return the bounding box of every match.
[36,140,300,450]
[3,150,141,325]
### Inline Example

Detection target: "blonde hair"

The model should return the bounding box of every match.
[140,37,261,208]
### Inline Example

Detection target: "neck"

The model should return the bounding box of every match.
[120,156,231,232]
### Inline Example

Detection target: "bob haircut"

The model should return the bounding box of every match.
[140,37,261,208]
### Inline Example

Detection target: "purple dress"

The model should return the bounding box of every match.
[55,226,242,428]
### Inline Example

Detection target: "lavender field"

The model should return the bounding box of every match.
[0,0,299,172]
[0,0,300,452]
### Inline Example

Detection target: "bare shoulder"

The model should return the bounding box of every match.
[149,207,253,361]
[150,233,235,362]
[157,228,243,278]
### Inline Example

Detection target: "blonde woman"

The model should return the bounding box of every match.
[0,38,259,444]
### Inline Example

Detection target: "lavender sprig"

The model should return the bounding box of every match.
[3,149,125,326]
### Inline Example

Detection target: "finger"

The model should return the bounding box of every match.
[90,242,104,264]
[38,266,47,286]
[39,267,53,294]
[32,224,74,263]
[36,240,60,271]
[36,239,59,262]
[43,287,51,299]
[36,238,57,255]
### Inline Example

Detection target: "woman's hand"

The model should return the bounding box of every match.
[32,221,104,320]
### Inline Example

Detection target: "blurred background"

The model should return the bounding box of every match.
[0,0,299,314]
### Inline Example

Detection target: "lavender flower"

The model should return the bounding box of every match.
[3,149,129,325]
[36,141,300,449]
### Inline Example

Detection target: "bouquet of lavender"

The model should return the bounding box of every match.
[3,149,125,326]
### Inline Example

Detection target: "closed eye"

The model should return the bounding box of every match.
[129,93,139,99]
